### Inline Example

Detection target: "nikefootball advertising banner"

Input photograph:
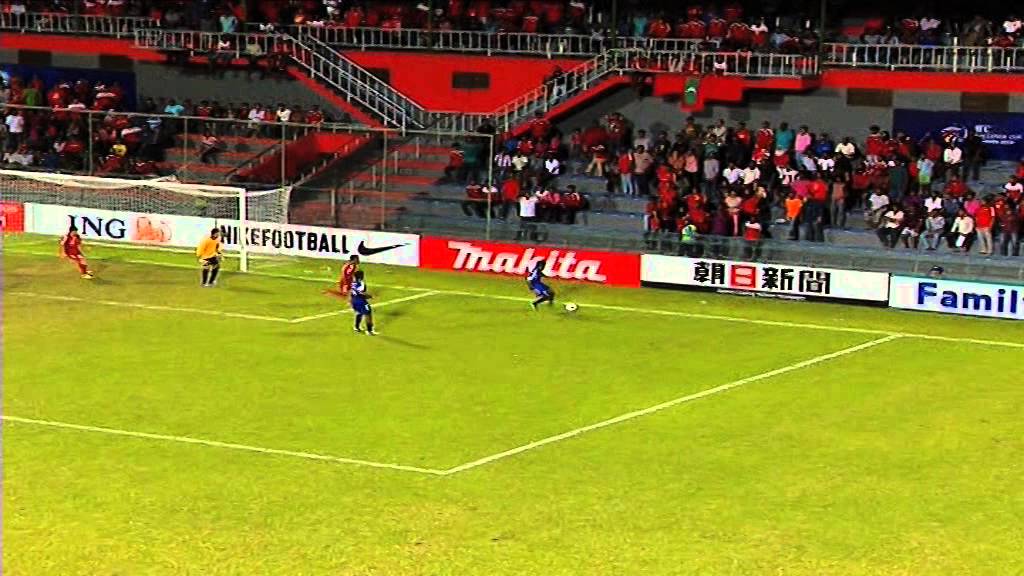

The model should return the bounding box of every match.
[25,203,420,267]
[641,255,890,303]
[419,236,642,287]
[215,221,420,267]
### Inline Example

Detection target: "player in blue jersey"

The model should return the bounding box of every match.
[527,260,556,309]
[350,270,377,335]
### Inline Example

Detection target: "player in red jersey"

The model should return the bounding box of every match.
[59,224,94,279]
[339,255,360,296]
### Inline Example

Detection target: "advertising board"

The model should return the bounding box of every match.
[889,276,1024,320]
[641,255,891,303]
[24,204,421,266]
[419,237,642,287]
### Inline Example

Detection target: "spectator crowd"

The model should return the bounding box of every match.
[453,108,1023,258]
[0,71,340,177]
[4,1,1022,52]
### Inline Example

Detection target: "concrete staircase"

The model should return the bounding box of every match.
[158,134,281,184]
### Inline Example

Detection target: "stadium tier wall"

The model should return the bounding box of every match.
[0,50,350,120]
[559,87,1024,145]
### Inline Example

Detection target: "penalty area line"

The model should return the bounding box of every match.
[1,415,447,476]
[289,291,441,323]
[441,335,902,476]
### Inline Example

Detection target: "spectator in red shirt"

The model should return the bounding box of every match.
[461,179,487,218]
[974,197,996,255]
[499,178,520,220]
[529,112,551,141]
[944,174,967,199]
[562,184,584,224]
[996,198,1020,256]
[734,121,752,150]
[754,121,774,152]
[444,142,465,183]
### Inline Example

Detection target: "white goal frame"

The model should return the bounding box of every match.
[0,169,294,272]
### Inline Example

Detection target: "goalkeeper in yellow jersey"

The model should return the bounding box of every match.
[196,228,223,287]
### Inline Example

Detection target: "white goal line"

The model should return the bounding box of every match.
[1,335,900,477]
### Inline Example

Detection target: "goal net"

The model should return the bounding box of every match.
[0,169,291,272]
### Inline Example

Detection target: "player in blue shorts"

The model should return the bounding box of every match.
[527,260,556,309]
[350,270,377,335]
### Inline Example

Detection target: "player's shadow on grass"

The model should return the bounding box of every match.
[377,334,430,350]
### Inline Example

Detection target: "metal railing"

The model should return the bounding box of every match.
[130,31,817,135]
[297,26,710,57]
[637,50,820,77]
[492,49,629,130]
[0,10,157,38]
[133,29,292,60]
[130,29,632,133]
[293,29,433,130]
[132,30,428,131]
[824,43,1024,73]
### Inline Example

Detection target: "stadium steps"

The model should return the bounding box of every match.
[289,201,404,229]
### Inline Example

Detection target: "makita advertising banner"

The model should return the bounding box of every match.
[889,276,1024,320]
[641,255,890,303]
[25,203,420,266]
[893,109,1024,161]
[419,237,642,287]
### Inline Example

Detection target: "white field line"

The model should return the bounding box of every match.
[65,240,288,262]
[440,335,903,476]
[7,291,293,323]
[289,291,441,323]
[1,415,446,476]
[8,247,1024,350]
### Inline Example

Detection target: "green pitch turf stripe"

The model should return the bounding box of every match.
[1,416,447,476]
[441,335,902,476]
[7,291,293,323]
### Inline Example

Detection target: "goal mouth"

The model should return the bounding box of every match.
[1,169,292,272]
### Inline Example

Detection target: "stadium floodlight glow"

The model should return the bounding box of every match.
[0,169,291,272]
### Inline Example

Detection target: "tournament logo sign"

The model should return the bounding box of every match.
[420,236,642,287]
[893,109,1024,162]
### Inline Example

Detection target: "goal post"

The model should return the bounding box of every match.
[0,169,291,272]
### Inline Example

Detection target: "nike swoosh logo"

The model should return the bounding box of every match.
[356,241,408,257]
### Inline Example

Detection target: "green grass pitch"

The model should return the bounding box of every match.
[3,233,1024,575]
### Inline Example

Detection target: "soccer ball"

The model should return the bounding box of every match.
[564,302,579,313]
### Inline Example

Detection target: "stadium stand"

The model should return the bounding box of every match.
[1,1,1021,260]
